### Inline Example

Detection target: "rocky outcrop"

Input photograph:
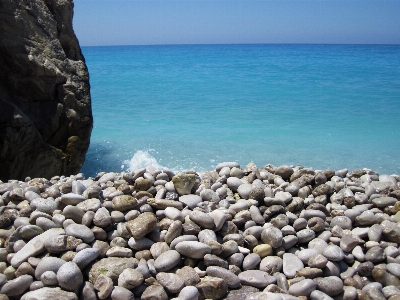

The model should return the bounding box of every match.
[0,0,92,181]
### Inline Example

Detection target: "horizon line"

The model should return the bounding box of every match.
[80,42,400,47]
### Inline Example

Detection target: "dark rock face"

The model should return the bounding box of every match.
[0,0,92,181]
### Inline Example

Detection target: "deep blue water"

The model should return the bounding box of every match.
[80,44,400,177]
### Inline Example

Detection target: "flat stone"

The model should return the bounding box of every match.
[0,274,33,297]
[209,209,227,231]
[44,235,82,254]
[20,287,78,300]
[340,234,360,252]
[189,211,215,229]
[179,195,202,209]
[372,196,398,208]
[156,272,185,294]
[106,246,133,258]
[238,270,276,288]
[31,198,57,214]
[65,224,95,243]
[11,228,65,267]
[206,266,241,288]
[61,193,86,205]
[288,278,317,296]
[175,241,212,259]
[282,253,304,278]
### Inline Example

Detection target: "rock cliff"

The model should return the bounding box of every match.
[0,0,92,181]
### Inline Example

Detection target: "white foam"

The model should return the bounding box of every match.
[122,150,163,172]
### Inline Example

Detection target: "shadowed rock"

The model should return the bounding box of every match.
[0,0,92,181]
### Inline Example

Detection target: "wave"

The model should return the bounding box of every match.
[121,150,163,172]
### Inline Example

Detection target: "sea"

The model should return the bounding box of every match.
[80,44,400,177]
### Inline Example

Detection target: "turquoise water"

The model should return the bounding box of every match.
[80,44,400,177]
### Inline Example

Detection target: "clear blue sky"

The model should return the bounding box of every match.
[73,0,400,46]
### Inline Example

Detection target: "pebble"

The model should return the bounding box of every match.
[154,250,181,272]
[118,268,144,289]
[238,270,276,288]
[0,162,399,300]
[283,253,304,278]
[125,212,157,239]
[322,244,345,262]
[206,266,241,288]
[175,241,212,259]
[11,228,65,267]
[288,278,317,296]
[156,272,185,294]
[56,261,83,293]
[0,274,33,297]
[314,276,344,296]
[65,223,95,243]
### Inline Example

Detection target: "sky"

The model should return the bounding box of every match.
[73,0,400,46]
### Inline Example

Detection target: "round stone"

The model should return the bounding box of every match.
[56,262,83,293]
[314,276,344,296]
[322,245,345,262]
[261,227,283,248]
[154,250,181,272]
[331,216,352,230]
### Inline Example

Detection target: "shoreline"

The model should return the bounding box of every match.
[0,162,399,299]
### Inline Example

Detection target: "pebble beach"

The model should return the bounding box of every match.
[1,162,400,300]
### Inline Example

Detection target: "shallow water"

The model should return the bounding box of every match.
[80,44,400,176]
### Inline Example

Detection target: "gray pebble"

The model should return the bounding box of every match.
[56,261,83,294]
[322,245,344,262]
[288,278,317,296]
[238,270,276,288]
[154,250,181,272]
[282,253,304,278]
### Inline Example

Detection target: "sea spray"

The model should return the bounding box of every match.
[122,150,163,172]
